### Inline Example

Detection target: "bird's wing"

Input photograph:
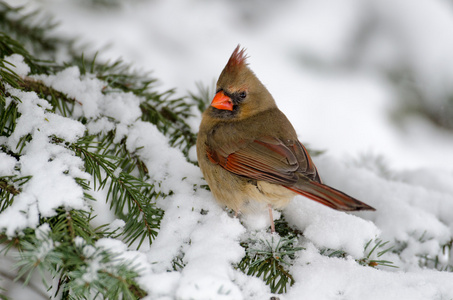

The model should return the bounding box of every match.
[206,136,320,185]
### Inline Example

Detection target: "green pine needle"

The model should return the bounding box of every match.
[237,234,304,294]
[321,238,398,269]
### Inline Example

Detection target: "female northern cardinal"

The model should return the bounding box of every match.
[197,45,375,232]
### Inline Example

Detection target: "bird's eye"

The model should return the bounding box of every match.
[239,91,247,99]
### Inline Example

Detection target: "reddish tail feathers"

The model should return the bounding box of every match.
[286,181,375,211]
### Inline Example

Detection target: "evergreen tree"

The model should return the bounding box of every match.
[4,2,449,299]
[0,3,199,298]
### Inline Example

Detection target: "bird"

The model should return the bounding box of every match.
[196,45,375,233]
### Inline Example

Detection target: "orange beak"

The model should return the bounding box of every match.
[211,91,233,111]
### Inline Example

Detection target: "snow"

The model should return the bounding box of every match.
[0,152,17,176]
[2,0,453,299]
[287,242,453,300]
[0,84,87,236]
[3,54,30,77]
[175,212,245,300]
[108,218,125,231]
[284,197,380,258]
[34,224,54,261]
[35,67,142,124]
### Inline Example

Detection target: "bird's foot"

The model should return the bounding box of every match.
[268,204,275,233]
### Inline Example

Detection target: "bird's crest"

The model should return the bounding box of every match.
[225,45,248,71]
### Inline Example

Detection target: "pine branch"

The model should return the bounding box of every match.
[0,178,20,196]
[0,3,59,57]
[0,32,55,76]
[0,175,31,212]
[320,238,398,269]
[187,81,213,114]
[0,3,206,298]
[70,137,164,248]
[0,267,48,300]
[237,234,303,294]
[21,77,80,115]
[415,235,453,272]
[0,99,20,138]
[12,225,146,299]
[359,238,397,268]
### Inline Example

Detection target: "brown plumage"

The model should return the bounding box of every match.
[197,45,375,232]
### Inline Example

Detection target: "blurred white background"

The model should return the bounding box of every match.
[10,0,453,170]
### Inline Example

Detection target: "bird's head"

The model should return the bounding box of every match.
[209,45,276,120]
